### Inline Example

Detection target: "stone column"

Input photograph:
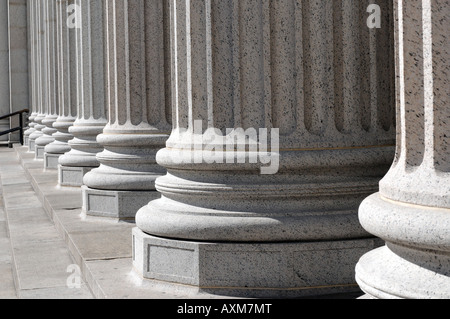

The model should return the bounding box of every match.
[0,0,11,143]
[356,0,450,299]
[44,0,77,170]
[29,0,47,153]
[58,0,108,187]
[81,0,171,220]
[6,0,29,145]
[35,0,58,159]
[133,0,396,297]
[24,0,38,147]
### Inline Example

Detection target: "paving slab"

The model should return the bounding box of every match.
[0,147,94,299]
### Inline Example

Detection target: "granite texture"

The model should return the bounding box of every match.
[57,0,108,187]
[28,2,45,150]
[377,0,449,208]
[31,1,51,155]
[136,0,396,243]
[82,186,161,221]
[81,0,171,219]
[35,0,58,157]
[134,0,396,295]
[133,227,383,298]
[356,0,450,299]
[44,1,77,162]
[58,166,92,187]
[24,2,39,147]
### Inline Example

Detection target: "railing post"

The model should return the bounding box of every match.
[19,112,24,145]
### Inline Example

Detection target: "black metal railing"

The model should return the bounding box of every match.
[0,109,29,148]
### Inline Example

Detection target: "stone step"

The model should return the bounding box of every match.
[8,145,231,299]
[0,146,93,299]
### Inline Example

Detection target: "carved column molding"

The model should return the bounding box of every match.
[24,0,38,147]
[28,0,46,151]
[44,0,77,169]
[81,0,171,220]
[356,0,450,299]
[134,0,396,297]
[35,0,59,159]
[58,0,107,186]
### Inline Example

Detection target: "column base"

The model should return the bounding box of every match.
[356,245,450,299]
[132,228,383,298]
[44,153,62,169]
[356,193,450,299]
[58,165,94,187]
[35,145,45,159]
[82,186,161,221]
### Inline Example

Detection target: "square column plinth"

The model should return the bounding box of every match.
[132,228,384,298]
[59,166,93,187]
[82,186,161,221]
[29,140,36,152]
[44,153,61,169]
[35,145,45,159]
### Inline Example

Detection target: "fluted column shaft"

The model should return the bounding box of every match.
[28,0,45,151]
[58,0,108,187]
[35,0,59,159]
[25,0,38,147]
[44,0,77,169]
[356,0,450,299]
[137,0,395,242]
[133,0,396,297]
[81,0,171,219]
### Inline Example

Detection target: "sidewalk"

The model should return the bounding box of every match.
[0,145,364,299]
[0,153,16,299]
[0,145,241,299]
[0,147,92,298]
